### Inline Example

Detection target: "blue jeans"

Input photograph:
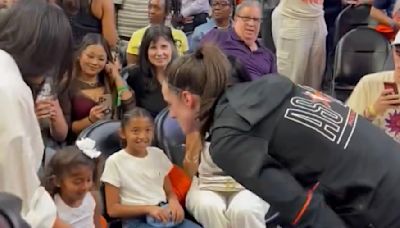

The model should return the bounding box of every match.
[123,217,201,228]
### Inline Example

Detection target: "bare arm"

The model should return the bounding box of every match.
[53,217,71,228]
[49,99,68,142]
[91,191,102,228]
[100,0,118,48]
[163,176,184,223]
[370,6,399,29]
[183,131,202,178]
[104,183,152,218]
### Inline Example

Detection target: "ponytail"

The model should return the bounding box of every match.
[166,44,231,137]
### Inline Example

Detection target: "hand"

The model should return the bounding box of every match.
[35,99,55,120]
[89,105,107,122]
[49,99,64,122]
[372,89,400,116]
[104,61,121,81]
[168,199,185,224]
[147,206,170,224]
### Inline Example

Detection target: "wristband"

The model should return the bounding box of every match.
[117,86,130,106]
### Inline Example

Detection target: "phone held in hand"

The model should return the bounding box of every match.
[384,82,399,95]
[98,94,112,115]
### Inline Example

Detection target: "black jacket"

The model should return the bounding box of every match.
[209,74,400,228]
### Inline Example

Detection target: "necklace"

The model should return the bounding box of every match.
[78,78,100,88]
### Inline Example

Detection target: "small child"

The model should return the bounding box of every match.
[42,138,103,228]
[101,107,201,228]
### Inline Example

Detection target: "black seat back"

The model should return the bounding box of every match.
[334,4,371,48]
[154,108,186,167]
[78,120,122,157]
[333,26,390,86]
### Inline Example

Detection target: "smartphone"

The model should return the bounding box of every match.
[98,94,112,114]
[384,82,399,95]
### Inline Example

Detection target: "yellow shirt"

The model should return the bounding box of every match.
[126,26,189,55]
[346,71,400,143]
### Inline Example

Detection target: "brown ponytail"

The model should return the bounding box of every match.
[166,44,231,137]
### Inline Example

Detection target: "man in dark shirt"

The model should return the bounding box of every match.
[201,0,276,81]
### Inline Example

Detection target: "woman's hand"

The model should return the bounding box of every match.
[88,105,107,123]
[35,99,55,120]
[105,61,121,82]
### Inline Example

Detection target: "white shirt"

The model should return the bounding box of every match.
[0,50,57,227]
[54,193,95,228]
[101,147,173,206]
[276,0,324,19]
[181,0,210,17]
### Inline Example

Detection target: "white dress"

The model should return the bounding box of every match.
[0,49,57,227]
[54,192,96,228]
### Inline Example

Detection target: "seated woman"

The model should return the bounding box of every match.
[125,25,178,117]
[65,33,135,141]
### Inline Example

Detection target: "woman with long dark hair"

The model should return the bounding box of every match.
[0,0,74,227]
[126,25,178,117]
[65,33,134,140]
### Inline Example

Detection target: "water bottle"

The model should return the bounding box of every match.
[36,76,54,129]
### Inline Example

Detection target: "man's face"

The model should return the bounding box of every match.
[148,0,166,24]
[233,6,262,43]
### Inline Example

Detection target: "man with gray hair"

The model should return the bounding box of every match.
[272,0,326,90]
[201,0,277,81]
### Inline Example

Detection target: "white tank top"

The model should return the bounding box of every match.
[276,0,324,19]
[54,192,96,228]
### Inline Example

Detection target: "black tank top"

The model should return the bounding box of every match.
[68,0,102,46]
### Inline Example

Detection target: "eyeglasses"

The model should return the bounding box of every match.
[212,1,230,7]
[236,15,261,23]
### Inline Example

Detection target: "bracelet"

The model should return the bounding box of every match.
[117,86,130,106]
[88,116,94,123]
[117,85,129,92]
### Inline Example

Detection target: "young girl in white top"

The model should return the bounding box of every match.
[42,138,103,228]
[101,107,201,228]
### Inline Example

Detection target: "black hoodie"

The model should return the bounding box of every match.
[209,74,400,228]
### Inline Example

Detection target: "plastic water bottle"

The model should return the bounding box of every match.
[36,77,54,129]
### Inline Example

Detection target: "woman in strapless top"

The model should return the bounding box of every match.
[63,33,135,142]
